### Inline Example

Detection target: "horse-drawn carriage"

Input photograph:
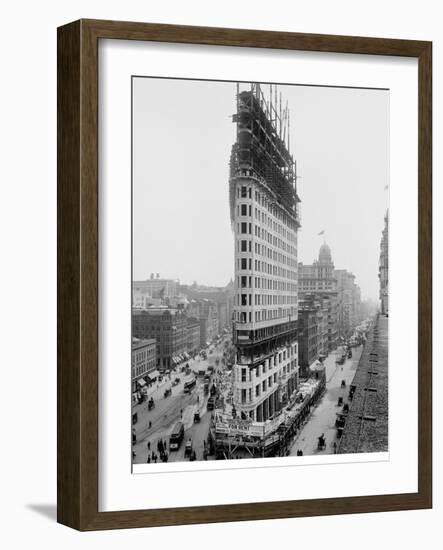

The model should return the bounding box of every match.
[317,434,326,451]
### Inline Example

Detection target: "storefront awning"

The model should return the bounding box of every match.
[137,378,146,387]
[148,370,160,379]
[309,362,325,372]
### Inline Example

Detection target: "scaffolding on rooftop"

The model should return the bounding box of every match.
[229,82,301,225]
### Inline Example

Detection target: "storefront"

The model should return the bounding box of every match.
[147,370,160,383]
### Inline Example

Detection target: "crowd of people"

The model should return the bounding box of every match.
[146,438,169,463]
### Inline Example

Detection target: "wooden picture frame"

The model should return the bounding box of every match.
[57,19,432,530]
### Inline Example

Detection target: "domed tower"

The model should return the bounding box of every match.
[318,243,332,264]
[317,243,334,279]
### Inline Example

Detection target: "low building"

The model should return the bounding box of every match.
[133,274,179,299]
[132,274,179,308]
[131,338,156,393]
[132,307,187,371]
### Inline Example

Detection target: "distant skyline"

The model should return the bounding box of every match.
[133,78,388,301]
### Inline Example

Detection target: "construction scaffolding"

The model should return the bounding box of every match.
[210,373,326,459]
[229,82,300,226]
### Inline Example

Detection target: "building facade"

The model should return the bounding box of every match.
[379,210,389,315]
[186,317,201,355]
[182,284,232,331]
[298,243,339,351]
[132,307,187,370]
[297,294,329,377]
[297,309,319,378]
[187,298,220,347]
[132,274,179,307]
[334,269,361,338]
[131,338,156,392]
[229,84,300,421]
[298,243,336,293]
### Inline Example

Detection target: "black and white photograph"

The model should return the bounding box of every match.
[131,77,389,466]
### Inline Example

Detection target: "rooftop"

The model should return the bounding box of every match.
[132,338,156,350]
[338,314,388,454]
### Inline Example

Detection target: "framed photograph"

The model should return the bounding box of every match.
[57,19,432,530]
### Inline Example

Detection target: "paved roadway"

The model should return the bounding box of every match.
[289,345,363,457]
[133,335,232,464]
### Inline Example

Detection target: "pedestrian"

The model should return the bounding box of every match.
[164,440,167,451]
[147,455,151,464]
[148,420,152,429]
[147,441,151,450]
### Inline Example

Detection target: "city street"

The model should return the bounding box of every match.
[289,344,363,456]
[133,335,231,464]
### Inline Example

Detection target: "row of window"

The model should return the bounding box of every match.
[132,362,155,378]
[239,364,297,403]
[237,256,297,279]
[239,350,296,380]
[237,275,297,292]
[236,307,296,323]
[237,239,296,264]
[237,203,297,247]
[236,185,298,234]
[237,292,297,306]
[237,221,297,262]
[300,281,334,289]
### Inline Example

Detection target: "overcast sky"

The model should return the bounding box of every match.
[133,77,389,301]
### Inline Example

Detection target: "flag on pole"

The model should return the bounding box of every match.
[317,230,325,235]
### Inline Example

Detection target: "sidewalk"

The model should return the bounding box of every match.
[289,345,363,456]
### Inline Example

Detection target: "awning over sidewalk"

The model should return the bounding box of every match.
[147,370,160,380]
[136,378,146,387]
[309,362,325,373]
